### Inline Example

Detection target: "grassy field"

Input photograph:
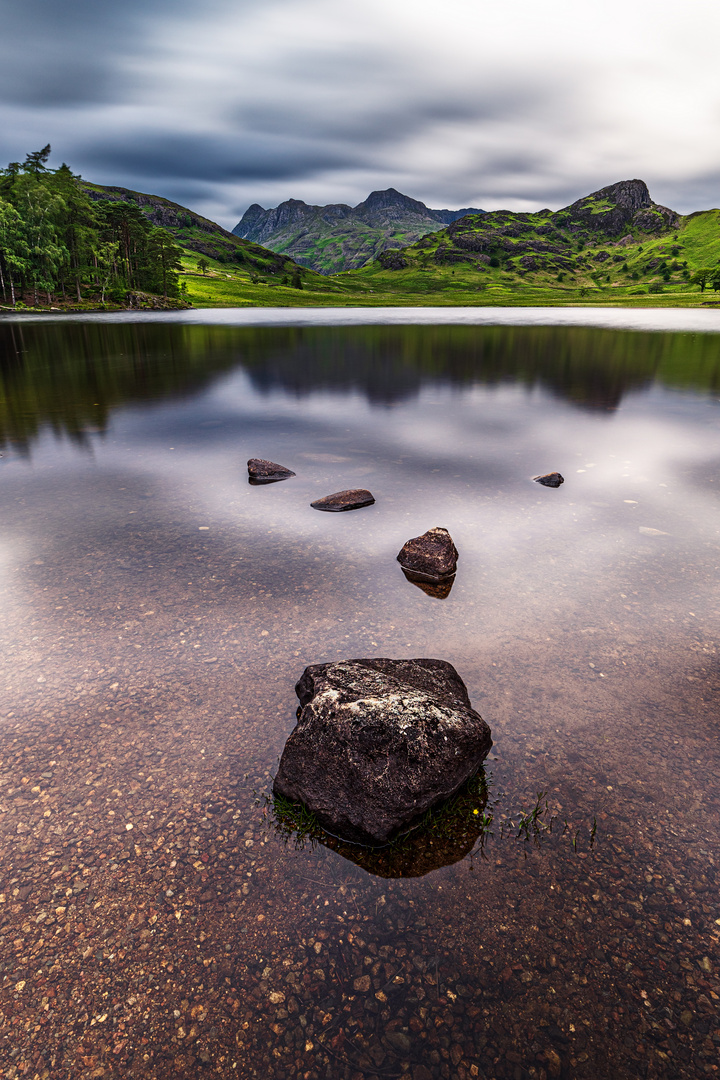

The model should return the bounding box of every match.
[181,254,720,309]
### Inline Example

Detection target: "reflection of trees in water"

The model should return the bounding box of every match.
[242,324,720,411]
[0,321,241,450]
[2,320,720,450]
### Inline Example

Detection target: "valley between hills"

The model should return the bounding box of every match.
[2,155,720,311]
[134,178,720,311]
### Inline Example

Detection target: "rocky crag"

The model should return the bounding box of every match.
[372,180,681,280]
[232,188,483,274]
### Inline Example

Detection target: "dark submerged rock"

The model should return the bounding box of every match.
[534,471,565,488]
[397,526,458,582]
[310,488,375,512]
[247,458,296,484]
[401,568,455,599]
[273,658,492,845]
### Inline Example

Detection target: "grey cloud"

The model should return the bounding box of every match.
[79,131,362,187]
[648,174,720,214]
[1,0,718,224]
[0,1,166,107]
[0,0,266,108]
[239,79,565,146]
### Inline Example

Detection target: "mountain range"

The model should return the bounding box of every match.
[44,173,720,308]
[341,178,720,302]
[232,188,484,274]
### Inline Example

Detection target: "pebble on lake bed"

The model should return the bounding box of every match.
[247,458,296,483]
[310,488,375,512]
[533,471,565,488]
[397,526,458,583]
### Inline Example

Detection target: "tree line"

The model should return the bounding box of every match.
[0,146,184,307]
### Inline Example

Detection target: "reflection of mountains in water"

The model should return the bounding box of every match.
[241,324,720,411]
[2,320,720,449]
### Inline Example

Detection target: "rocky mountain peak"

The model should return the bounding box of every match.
[231,188,484,272]
[559,178,677,236]
[356,188,430,216]
[572,179,652,212]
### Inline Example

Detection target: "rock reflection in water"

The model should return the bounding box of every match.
[270,772,489,877]
[247,475,288,486]
[401,567,455,598]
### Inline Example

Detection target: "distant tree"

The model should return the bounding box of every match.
[22,144,52,176]
[197,257,209,275]
[710,266,720,292]
[0,198,29,305]
[94,239,120,303]
[291,268,303,290]
[53,163,99,301]
[97,200,150,289]
[14,178,68,304]
[147,227,183,298]
[690,268,713,292]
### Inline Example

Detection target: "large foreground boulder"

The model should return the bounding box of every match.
[273,658,492,845]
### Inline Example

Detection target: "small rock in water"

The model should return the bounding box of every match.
[533,471,564,488]
[273,657,492,845]
[397,526,458,583]
[310,489,375,512]
[247,458,296,484]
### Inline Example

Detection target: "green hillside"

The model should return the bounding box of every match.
[337,180,720,306]
[82,182,293,276]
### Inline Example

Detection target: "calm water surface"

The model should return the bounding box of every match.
[1,315,719,1080]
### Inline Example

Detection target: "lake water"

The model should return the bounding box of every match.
[1,312,719,1080]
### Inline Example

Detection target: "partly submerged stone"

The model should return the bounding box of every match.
[273,658,492,845]
[533,472,564,488]
[397,526,458,582]
[310,488,375,512]
[247,458,296,484]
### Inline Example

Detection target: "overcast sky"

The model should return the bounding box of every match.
[2,0,719,229]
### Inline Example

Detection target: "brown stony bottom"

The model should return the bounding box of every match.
[0,508,718,1080]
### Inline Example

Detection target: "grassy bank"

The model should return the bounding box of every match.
[180,252,718,309]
